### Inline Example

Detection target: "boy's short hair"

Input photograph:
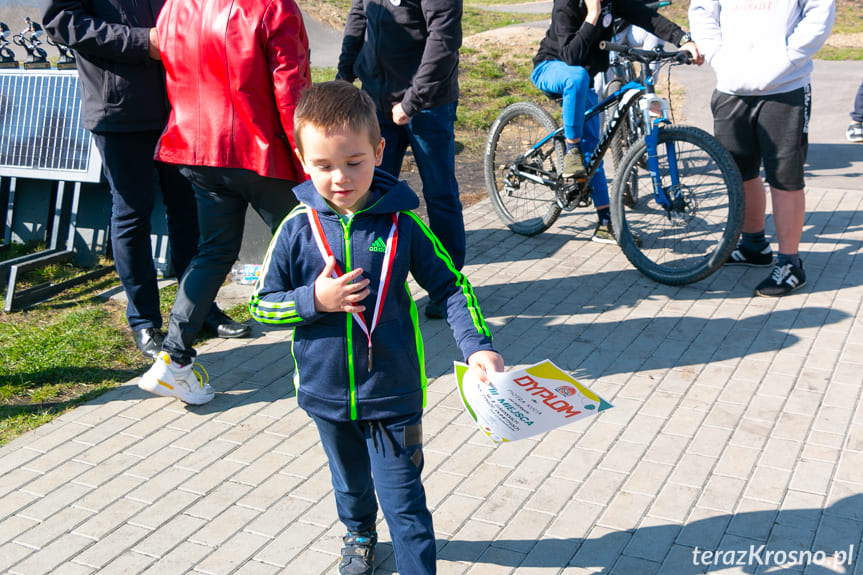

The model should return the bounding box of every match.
[294,81,381,155]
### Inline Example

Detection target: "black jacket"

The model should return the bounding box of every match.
[42,0,170,132]
[337,0,461,117]
[533,0,686,77]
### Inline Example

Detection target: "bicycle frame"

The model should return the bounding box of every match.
[505,50,688,213]
[590,73,682,211]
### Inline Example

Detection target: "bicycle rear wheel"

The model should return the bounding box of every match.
[611,125,744,285]
[484,101,563,236]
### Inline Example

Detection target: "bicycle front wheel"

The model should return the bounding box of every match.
[484,101,563,236]
[611,125,744,285]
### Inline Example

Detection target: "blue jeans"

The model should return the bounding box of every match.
[378,102,465,270]
[310,411,436,575]
[161,166,298,364]
[92,131,199,331]
[531,60,610,207]
[852,78,863,123]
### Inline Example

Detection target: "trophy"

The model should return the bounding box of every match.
[13,17,50,69]
[0,22,19,68]
[47,36,76,69]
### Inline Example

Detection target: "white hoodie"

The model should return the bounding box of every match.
[689,0,836,96]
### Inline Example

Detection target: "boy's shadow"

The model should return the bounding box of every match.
[374,495,863,574]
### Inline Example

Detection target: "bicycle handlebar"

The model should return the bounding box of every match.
[644,0,671,10]
[600,40,692,65]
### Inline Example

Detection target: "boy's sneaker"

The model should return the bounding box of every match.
[139,351,214,405]
[725,244,773,267]
[754,261,806,297]
[847,121,863,143]
[561,147,587,181]
[591,221,616,244]
[339,529,377,575]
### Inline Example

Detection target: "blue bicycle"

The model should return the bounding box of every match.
[483,42,744,285]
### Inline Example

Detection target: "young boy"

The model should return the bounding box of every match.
[249,80,504,575]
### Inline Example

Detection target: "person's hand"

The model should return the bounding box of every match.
[392,102,410,126]
[467,350,504,384]
[314,256,370,313]
[681,41,704,66]
[148,28,160,60]
[584,0,602,25]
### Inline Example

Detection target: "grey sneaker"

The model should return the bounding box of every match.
[561,147,587,180]
[847,122,863,143]
[754,261,806,297]
[338,529,377,575]
[592,222,616,244]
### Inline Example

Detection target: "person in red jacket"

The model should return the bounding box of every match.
[41,0,251,359]
[138,0,311,404]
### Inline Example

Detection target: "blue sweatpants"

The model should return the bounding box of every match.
[310,411,436,575]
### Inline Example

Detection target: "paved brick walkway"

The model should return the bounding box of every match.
[2,179,863,574]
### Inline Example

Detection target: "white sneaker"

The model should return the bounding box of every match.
[139,352,214,405]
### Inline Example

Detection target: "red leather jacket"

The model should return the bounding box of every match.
[154,0,310,182]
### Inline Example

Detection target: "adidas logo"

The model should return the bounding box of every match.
[369,237,386,252]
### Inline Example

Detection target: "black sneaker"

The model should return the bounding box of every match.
[339,529,377,575]
[754,262,806,297]
[725,244,773,267]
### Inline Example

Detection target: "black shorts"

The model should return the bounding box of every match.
[711,86,810,191]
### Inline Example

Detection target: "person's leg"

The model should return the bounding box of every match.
[155,161,251,338]
[753,87,809,296]
[161,167,248,364]
[154,161,199,279]
[310,415,379,531]
[742,177,768,234]
[847,79,863,142]
[710,90,773,265]
[378,109,410,178]
[368,412,436,575]
[580,89,616,243]
[92,131,162,332]
[242,172,300,234]
[311,414,380,575]
[770,186,805,255]
[406,102,465,270]
[532,60,592,180]
[531,60,591,143]
[851,78,863,123]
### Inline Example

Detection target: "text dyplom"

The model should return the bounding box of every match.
[454,360,613,443]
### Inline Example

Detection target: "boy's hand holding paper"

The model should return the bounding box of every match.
[455,359,614,444]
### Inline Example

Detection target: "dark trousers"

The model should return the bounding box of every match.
[92,131,199,331]
[161,166,298,364]
[378,102,465,271]
[310,411,436,575]
[852,78,863,123]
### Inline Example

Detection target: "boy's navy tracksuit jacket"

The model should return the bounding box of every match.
[250,170,495,422]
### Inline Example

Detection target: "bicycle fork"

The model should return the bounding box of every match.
[641,94,686,216]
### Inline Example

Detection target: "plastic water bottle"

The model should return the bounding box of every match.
[230,263,261,285]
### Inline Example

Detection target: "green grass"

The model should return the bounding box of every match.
[0,262,250,447]
[462,7,546,37]
[457,46,547,137]
[0,277,147,446]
